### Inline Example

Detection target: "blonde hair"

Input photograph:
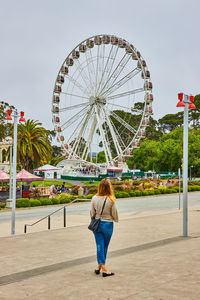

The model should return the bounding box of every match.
[97,178,116,204]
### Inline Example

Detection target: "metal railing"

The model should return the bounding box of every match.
[24,198,89,233]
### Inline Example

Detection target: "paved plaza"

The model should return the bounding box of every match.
[0,202,200,299]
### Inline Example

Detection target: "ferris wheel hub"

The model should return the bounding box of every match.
[89,96,106,106]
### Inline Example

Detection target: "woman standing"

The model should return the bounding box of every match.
[90,178,118,277]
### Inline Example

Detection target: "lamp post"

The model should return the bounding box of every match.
[176,93,195,237]
[6,109,25,235]
[189,165,193,181]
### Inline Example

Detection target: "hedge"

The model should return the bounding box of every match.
[16,198,30,208]
[39,199,53,206]
[51,198,60,205]
[29,199,41,207]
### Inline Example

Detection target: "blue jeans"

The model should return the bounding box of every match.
[93,221,113,265]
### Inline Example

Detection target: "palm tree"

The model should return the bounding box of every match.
[17,120,53,171]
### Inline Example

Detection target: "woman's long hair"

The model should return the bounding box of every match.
[97,178,116,203]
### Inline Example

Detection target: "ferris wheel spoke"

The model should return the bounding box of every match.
[85,49,97,94]
[107,102,132,111]
[59,102,89,113]
[98,46,119,95]
[109,117,126,149]
[66,111,89,146]
[95,44,105,95]
[81,116,97,161]
[96,45,110,95]
[99,53,131,97]
[66,75,90,97]
[94,45,101,95]
[109,110,136,134]
[107,88,144,101]
[61,105,90,131]
[96,45,114,95]
[131,108,144,113]
[72,107,93,155]
[84,52,96,94]
[103,108,123,156]
[73,59,93,95]
[94,105,113,165]
[102,68,141,97]
[61,92,89,100]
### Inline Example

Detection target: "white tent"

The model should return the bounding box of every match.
[33,164,61,171]
[33,164,61,179]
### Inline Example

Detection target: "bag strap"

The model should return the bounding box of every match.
[100,197,107,216]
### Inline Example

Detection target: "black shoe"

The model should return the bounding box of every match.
[102,272,115,277]
[94,269,100,275]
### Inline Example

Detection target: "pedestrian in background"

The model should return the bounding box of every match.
[90,178,118,277]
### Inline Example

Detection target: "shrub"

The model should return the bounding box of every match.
[112,181,123,185]
[146,190,154,195]
[194,186,200,191]
[55,193,73,202]
[132,180,142,186]
[154,189,161,195]
[16,198,30,208]
[142,190,148,196]
[170,188,178,193]
[29,199,41,207]
[158,187,167,194]
[85,194,94,199]
[114,192,121,198]
[120,192,129,198]
[129,191,136,197]
[60,197,72,204]
[115,192,129,198]
[113,186,125,192]
[0,202,6,209]
[134,190,142,196]
[39,199,53,205]
[144,183,153,189]
[51,198,60,205]
[88,187,98,194]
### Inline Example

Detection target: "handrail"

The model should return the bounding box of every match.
[24,198,90,233]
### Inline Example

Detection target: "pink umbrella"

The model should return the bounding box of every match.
[16,169,44,182]
[0,169,10,182]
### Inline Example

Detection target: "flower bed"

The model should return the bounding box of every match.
[0,182,200,209]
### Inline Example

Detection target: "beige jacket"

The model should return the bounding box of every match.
[90,195,119,222]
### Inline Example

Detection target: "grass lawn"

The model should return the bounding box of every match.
[21,180,73,187]
[82,181,100,186]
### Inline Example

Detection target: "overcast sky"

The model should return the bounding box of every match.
[0,0,199,134]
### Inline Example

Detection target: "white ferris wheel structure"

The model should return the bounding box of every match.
[52,34,153,167]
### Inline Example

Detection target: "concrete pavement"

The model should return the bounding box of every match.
[0,207,200,299]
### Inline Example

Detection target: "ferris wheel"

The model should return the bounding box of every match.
[52,34,153,166]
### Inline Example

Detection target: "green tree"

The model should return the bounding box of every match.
[97,151,106,163]
[158,112,183,133]
[189,94,200,128]
[17,120,52,171]
[0,101,15,141]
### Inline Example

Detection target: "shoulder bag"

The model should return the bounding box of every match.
[88,197,107,232]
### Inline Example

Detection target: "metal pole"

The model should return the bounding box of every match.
[9,143,13,199]
[11,111,18,235]
[48,216,51,230]
[64,206,66,227]
[183,101,189,237]
[178,168,181,210]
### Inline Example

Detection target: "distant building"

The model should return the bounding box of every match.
[0,136,12,172]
